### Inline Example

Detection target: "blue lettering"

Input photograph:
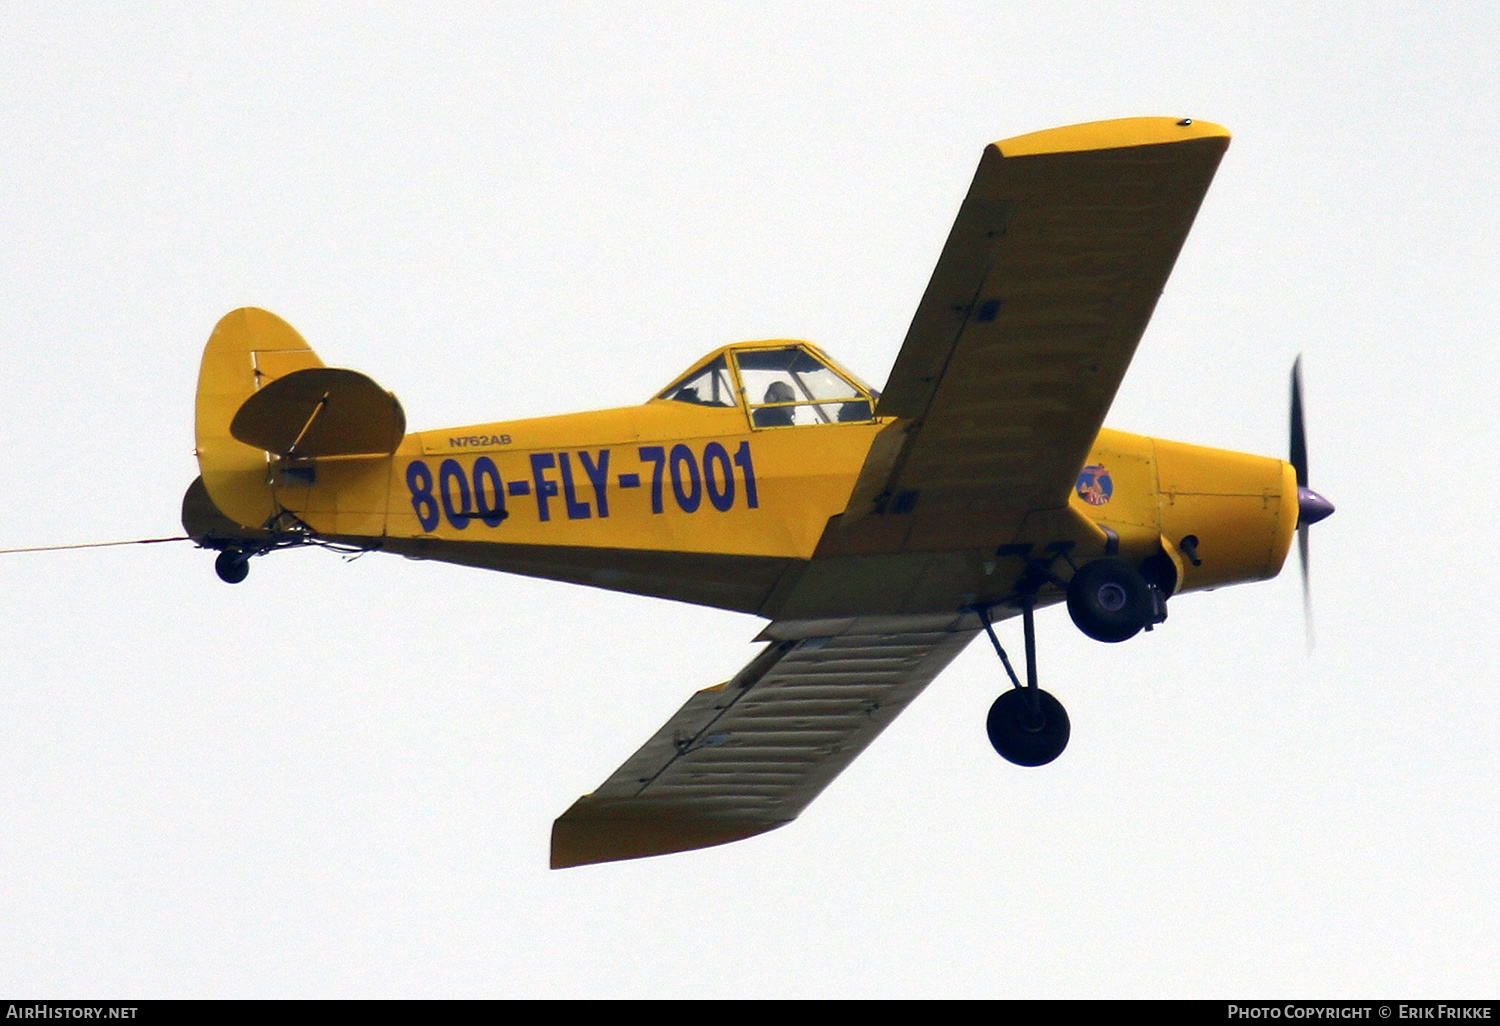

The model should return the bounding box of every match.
[579,449,611,517]
[638,446,667,513]
[438,459,472,530]
[702,442,734,512]
[670,443,702,513]
[734,441,759,508]
[406,460,439,532]
[530,453,559,522]
[558,452,592,520]
[473,456,506,527]
[413,442,753,528]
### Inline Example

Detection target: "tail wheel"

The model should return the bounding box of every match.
[986,688,1070,767]
[215,548,250,584]
[1066,558,1153,643]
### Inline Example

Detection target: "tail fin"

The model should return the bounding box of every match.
[194,308,407,535]
[195,308,325,531]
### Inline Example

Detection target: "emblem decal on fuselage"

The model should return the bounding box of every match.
[1076,463,1113,506]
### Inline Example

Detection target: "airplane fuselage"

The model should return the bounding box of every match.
[269,393,1296,620]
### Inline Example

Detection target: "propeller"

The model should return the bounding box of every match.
[1290,355,1334,647]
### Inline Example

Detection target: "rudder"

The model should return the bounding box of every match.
[194,308,325,531]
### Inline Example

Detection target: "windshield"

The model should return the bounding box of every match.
[735,347,871,426]
[658,355,737,407]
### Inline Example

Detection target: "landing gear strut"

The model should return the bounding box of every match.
[979,600,1070,767]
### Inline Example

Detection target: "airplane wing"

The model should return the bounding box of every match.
[839,117,1230,535]
[551,613,977,868]
[553,119,1229,866]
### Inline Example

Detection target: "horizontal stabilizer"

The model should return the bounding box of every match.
[229,367,406,458]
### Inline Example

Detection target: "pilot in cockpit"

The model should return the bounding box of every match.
[753,381,797,427]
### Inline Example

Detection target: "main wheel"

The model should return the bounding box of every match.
[215,549,250,584]
[1066,558,1152,643]
[986,688,1070,767]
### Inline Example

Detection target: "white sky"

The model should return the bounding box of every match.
[1,1,1496,998]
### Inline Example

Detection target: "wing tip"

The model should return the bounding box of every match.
[549,801,787,869]
[995,116,1230,158]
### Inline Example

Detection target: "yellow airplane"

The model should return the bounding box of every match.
[182,117,1333,869]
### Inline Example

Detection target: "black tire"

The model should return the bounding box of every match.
[215,549,250,584]
[1066,558,1152,643]
[986,688,1070,767]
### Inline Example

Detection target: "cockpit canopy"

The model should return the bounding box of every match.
[656,342,878,427]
